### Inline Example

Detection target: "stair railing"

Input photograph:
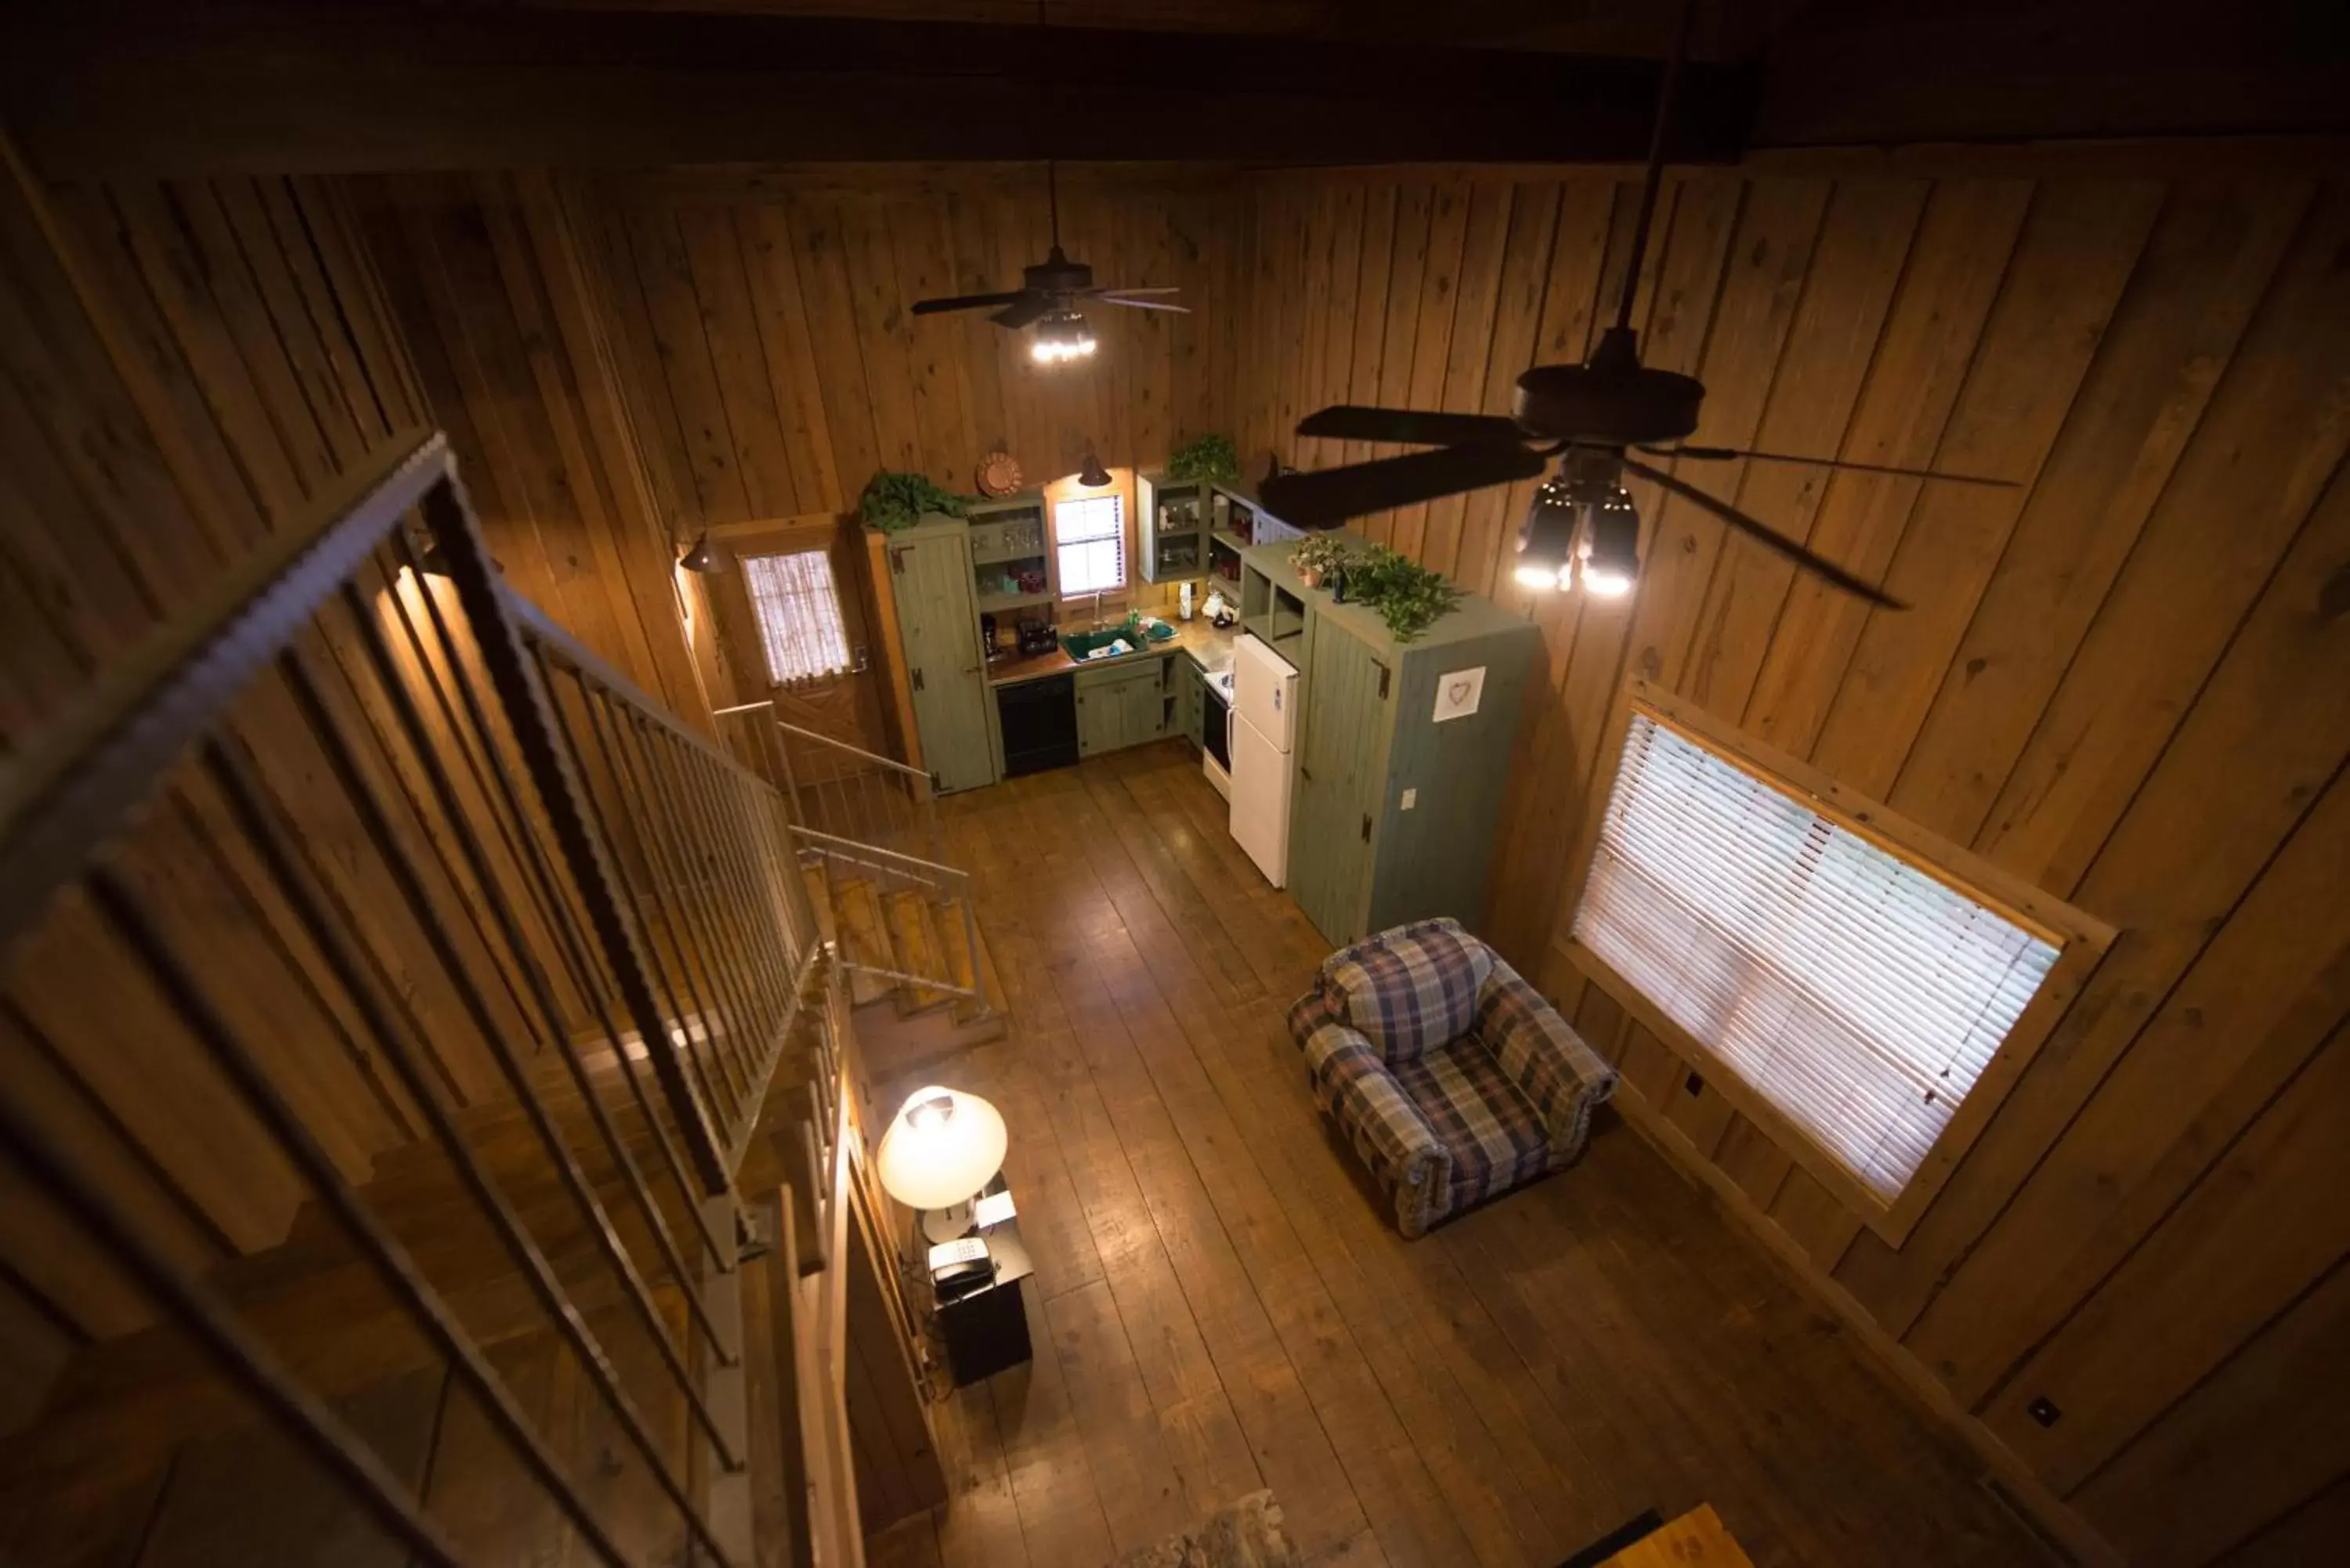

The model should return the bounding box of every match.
[713,703,948,869]
[0,430,846,1568]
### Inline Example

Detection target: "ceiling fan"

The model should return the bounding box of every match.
[1257,2,2012,609]
[910,2,1184,362]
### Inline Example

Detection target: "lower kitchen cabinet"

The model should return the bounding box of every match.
[1075,654,1173,757]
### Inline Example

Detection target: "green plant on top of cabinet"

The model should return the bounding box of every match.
[1238,537,1538,947]
[965,491,1054,613]
[1137,470,1210,583]
[882,515,998,793]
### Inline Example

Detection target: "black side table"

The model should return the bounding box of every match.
[929,1195,1034,1387]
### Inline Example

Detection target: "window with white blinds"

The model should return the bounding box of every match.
[1054,494,1126,596]
[1572,712,2063,1206]
[741,550,852,685]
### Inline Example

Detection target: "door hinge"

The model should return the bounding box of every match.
[1360,812,1372,843]
[912,667,925,692]
[890,547,909,576]
[1375,662,1390,700]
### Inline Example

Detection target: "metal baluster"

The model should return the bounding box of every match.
[331,579,735,1363]
[381,538,727,1270]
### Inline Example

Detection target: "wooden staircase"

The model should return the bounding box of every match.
[798,853,1006,1066]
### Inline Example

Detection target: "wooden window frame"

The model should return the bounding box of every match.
[1051,491,1129,601]
[1559,678,2116,1248]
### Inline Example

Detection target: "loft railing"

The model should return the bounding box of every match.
[0,431,846,1566]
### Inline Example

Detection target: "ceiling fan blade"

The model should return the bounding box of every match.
[1622,457,1907,609]
[1079,285,1180,296]
[1642,444,2017,488]
[1296,406,1529,446]
[1097,297,1192,313]
[912,291,1025,316]
[1262,445,1547,529]
[989,294,1050,329]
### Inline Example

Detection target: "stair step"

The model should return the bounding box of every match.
[831,876,895,1006]
[882,890,952,1016]
[933,896,984,1025]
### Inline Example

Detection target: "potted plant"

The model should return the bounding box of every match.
[859,470,972,533]
[1289,535,1352,590]
[1166,432,1242,487]
[1346,545,1462,641]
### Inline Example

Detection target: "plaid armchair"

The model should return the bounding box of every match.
[1289,917,1618,1238]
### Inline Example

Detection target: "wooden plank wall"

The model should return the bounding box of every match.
[586,167,1246,532]
[347,172,714,732]
[1232,160,2350,1566]
[0,146,491,1407]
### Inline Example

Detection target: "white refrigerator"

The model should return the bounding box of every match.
[1228,633,1299,887]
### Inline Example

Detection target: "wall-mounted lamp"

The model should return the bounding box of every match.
[1077,453,1112,490]
[678,531,727,574]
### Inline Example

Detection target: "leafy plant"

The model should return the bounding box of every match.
[1288,535,1352,580]
[1344,545,1462,642]
[1166,432,1241,486]
[859,470,971,533]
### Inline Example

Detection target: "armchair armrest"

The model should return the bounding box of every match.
[1474,959,1619,1168]
[1296,1015,1452,1237]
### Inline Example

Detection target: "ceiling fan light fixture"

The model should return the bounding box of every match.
[1515,476,1577,592]
[1578,487,1641,598]
[1031,309,1096,364]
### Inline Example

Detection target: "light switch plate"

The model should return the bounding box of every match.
[1400,788,1418,810]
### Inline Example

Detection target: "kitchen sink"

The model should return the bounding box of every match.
[1060,623,1173,662]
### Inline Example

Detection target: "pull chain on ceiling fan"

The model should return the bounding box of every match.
[909,0,1188,361]
[1259,0,2016,609]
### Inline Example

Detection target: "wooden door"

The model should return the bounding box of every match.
[887,530,994,793]
[702,517,890,773]
[1291,622,1389,945]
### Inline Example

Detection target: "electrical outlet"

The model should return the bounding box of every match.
[1400,788,1417,810]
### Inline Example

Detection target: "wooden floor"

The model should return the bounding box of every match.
[862,743,2052,1568]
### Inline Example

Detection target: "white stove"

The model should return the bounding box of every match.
[1202,666,1235,800]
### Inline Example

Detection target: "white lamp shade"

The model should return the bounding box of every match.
[874,1086,1007,1211]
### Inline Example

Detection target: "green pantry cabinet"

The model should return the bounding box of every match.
[880,515,997,793]
[1237,536,1538,948]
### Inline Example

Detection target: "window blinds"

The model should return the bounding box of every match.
[1572,714,2059,1204]
[742,550,852,685]
[1055,495,1126,595]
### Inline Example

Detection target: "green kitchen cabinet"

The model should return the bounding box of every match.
[1176,656,1205,750]
[1075,654,1172,757]
[1137,471,1210,583]
[880,515,998,793]
[1242,535,1538,948]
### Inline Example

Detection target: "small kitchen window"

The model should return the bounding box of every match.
[1567,689,2111,1243]
[1054,494,1126,598]
[742,549,852,685]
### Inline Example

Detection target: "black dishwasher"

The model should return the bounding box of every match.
[997,674,1079,776]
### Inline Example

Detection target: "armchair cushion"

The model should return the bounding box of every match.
[1319,916,1493,1064]
[1389,1040,1551,1218]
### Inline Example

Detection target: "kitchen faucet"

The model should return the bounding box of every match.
[1088,590,1107,630]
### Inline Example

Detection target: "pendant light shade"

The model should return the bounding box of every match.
[1077,452,1113,490]
[1514,476,1577,591]
[679,531,726,574]
[1578,489,1640,597]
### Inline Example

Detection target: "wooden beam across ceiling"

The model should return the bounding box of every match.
[0,1,1759,179]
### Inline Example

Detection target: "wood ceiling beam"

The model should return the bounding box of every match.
[0,2,1758,179]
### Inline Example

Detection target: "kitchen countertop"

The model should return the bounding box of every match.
[986,616,1238,688]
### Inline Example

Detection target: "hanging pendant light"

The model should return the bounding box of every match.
[1077,451,1112,490]
[679,531,727,574]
